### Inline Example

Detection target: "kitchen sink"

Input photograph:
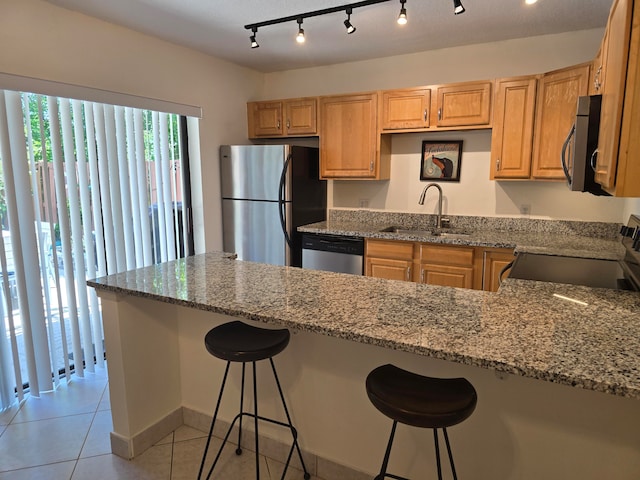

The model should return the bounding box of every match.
[379,226,434,235]
[379,226,471,237]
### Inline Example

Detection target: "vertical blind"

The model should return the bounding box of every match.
[0,90,191,410]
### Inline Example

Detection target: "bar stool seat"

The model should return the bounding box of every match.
[366,364,477,480]
[199,320,310,480]
[205,320,290,362]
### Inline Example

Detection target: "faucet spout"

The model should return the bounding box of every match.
[418,183,443,229]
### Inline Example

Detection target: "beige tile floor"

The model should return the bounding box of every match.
[0,366,323,480]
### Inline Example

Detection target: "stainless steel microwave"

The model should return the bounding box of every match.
[561,94,610,196]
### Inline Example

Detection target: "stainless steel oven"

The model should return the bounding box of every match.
[508,215,640,292]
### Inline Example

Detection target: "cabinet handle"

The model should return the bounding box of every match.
[496,158,501,171]
[277,120,281,129]
[423,109,428,122]
[437,108,442,121]
[594,65,602,92]
[370,160,374,172]
[286,119,290,129]
[420,269,425,283]
[406,267,411,281]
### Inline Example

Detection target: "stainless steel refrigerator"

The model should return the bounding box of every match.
[220,145,327,267]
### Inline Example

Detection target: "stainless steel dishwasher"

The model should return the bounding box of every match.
[301,233,364,275]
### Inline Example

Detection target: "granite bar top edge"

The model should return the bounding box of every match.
[88,253,640,401]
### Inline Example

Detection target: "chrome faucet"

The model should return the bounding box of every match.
[418,183,443,229]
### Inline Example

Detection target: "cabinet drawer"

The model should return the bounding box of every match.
[418,244,475,266]
[366,239,414,260]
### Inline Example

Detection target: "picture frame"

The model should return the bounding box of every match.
[420,140,463,182]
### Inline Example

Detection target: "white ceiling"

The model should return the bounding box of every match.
[46,0,614,73]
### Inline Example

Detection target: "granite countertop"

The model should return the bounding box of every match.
[298,220,625,259]
[88,252,640,400]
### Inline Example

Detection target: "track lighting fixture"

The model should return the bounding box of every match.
[397,0,407,25]
[249,27,259,48]
[296,18,306,43]
[344,8,356,34]
[244,0,463,48]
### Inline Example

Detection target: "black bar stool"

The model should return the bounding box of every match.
[366,364,477,480]
[198,320,310,480]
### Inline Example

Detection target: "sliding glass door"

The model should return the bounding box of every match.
[0,90,194,409]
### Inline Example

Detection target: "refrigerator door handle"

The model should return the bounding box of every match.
[278,153,293,248]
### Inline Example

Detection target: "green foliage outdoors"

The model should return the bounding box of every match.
[0,93,181,229]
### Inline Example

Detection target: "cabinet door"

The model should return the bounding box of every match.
[531,64,590,179]
[380,88,430,130]
[594,0,633,190]
[365,239,414,281]
[366,257,413,281]
[613,3,640,197]
[248,101,283,137]
[418,264,474,289]
[491,77,537,179]
[418,244,475,288]
[320,94,381,178]
[482,249,515,292]
[434,81,492,127]
[285,98,317,136]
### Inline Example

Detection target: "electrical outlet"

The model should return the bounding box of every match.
[359,198,370,208]
[520,204,531,216]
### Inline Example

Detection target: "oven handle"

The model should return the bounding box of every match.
[498,260,514,287]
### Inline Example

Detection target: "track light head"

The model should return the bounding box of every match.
[344,8,356,34]
[397,0,407,25]
[296,18,306,43]
[453,0,465,15]
[250,27,259,48]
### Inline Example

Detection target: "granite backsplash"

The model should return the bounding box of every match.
[328,209,622,239]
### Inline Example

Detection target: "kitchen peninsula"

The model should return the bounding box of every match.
[89,246,640,479]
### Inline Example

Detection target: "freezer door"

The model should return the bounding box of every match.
[222,198,289,266]
[220,145,288,201]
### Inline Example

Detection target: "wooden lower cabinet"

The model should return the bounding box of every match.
[365,239,413,281]
[417,243,476,288]
[482,248,515,292]
[365,239,514,291]
[417,263,474,289]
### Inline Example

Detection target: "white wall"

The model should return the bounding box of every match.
[261,29,636,223]
[0,0,264,253]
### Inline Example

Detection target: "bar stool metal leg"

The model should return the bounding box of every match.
[434,429,443,480]
[443,427,458,480]
[253,361,260,480]
[269,358,311,480]
[236,362,246,455]
[198,361,231,480]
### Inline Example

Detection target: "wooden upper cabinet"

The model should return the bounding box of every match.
[320,93,390,179]
[284,98,317,135]
[380,88,430,130]
[434,81,492,128]
[247,101,283,137]
[531,63,590,179]
[594,0,637,194]
[490,76,537,179]
[247,98,317,138]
